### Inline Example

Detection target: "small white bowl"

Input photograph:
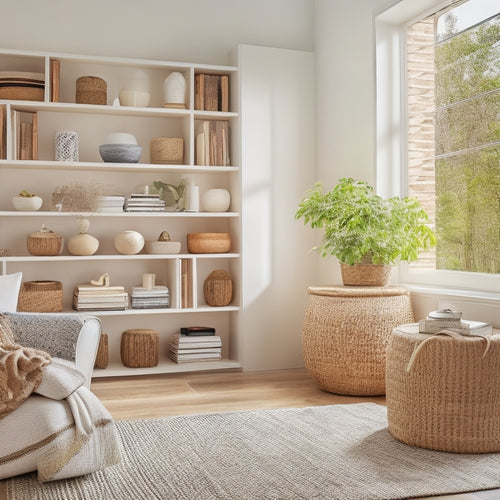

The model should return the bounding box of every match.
[12,195,42,211]
[144,240,181,254]
[119,90,150,108]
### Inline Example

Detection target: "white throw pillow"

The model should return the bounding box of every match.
[0,272,22,312]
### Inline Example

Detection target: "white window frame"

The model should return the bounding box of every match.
[375,0,500,297]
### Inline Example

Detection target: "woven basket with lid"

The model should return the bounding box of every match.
[76,76,107,105]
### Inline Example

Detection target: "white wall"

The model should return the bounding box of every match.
[0,0,314,65]
[314,0,388,285]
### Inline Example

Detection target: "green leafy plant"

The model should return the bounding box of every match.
[295,177,436,266]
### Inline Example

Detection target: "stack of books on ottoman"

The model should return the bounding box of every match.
[131,286,169,309]
[168,327,222,363]
[73,284,128,311]
[418,308,492,336]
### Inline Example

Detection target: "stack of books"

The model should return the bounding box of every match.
[97,195,125,212]
[73,284,128,311]
[125,193,165,212]
[168,327,222,363]
[418,309,492,336]
[131,286,169,309]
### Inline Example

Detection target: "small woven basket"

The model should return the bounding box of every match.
[76,76,107,105]
[94,333,109,369]
[340,263,392,286]
[150,137,184,164]
[27,230,63,256]
[203,270,233,306]
[121,329,159,368]
[17,280,63,312]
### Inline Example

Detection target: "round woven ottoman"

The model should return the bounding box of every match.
[302,286,414,395]
[121,329,159,368]
[386,324,500,453]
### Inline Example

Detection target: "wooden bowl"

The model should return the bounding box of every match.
[187,232,231,253]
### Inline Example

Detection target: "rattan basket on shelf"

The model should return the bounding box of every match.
[94,333,109,369]
[17,280,63,312]
[150,137,184,164]
[121,329,159,368]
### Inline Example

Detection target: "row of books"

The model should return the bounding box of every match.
[168,327,222,363]
[194,73,229,112]
[97,195,126,212]
[9,109,39,161]
[195,120,230,166]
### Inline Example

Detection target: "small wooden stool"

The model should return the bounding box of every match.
[386,324,500,453]
[121,329,159,368]
[302,286,414,396]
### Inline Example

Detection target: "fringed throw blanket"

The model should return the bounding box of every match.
[0,343,51,419]
[0,340,121,482]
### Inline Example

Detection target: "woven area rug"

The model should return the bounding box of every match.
[4,403,500,500]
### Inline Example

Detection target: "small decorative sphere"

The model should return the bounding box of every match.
[114,230,144,255]
[201,189,230,212]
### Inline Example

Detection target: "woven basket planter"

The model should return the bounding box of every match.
[387,324,500,453]
[121,329,159,368]
[17,280,63,312]
[302,286,413,396]
[94,333,109,369]
[340,263,392,286]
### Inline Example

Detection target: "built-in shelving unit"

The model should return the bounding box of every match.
[0,47,241,377]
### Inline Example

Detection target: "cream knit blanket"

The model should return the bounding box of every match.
[0,348,121,482]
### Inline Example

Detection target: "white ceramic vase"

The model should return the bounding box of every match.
[201,188,231,212]
[67,218,99,256]
[12,195,42,211]
[163,72,186,107]
[114,230,144,255]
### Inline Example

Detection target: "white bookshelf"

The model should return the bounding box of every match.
[0,47,241,377]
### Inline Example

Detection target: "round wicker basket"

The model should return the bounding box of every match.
[121,329,159,368]
[75,76,107,105]
[302,286,414,395]
[27,229,63,256]
[340,263,392,286]
[203,269,233,306]
[187,232,231,253]
[387,324,500,453]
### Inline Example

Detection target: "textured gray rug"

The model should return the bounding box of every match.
[5,403,500,499]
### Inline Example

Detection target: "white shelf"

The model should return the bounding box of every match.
[0,160,239,173]
[74,306,239,316]
[1,253,240,262]
[93,358,242,378]
[0,210,239,218]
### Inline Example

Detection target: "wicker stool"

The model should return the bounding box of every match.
[386,324,500,453]
[121,329,159,368]
[302,286,413,396]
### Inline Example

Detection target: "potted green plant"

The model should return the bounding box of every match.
[295,177,436,285]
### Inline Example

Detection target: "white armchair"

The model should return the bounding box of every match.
[0,312,121,482]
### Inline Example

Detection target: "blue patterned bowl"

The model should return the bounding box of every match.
[99,144,142,163]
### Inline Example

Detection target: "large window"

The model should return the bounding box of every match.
[377,0,499,292]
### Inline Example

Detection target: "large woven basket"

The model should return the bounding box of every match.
[340,263,392,286]
[121,329,159,368]
[387,324,500,453]
[203,269,233,306]
[302,286,414,395]
[17,280,63,312]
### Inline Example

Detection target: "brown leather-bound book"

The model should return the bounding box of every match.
[50,58,60,103]
[195,73,204,110]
